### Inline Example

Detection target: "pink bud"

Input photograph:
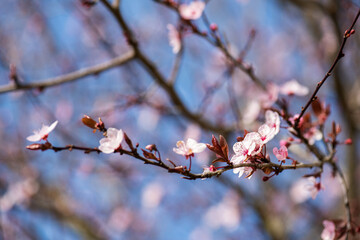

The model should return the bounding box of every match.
[209,165,216,172]
[273,146,288,161]
[146,144,157,151]
[210,23,218,31]
[344,138,352,145]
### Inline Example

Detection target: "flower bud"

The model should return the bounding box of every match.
[26,142,52,151]
[262,176,270,182]
[26,143,42,150]
[145,144,157,152]
[210,23,218,31]
[344,138,352,145]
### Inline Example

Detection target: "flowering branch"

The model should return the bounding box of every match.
[27,141,323,180]
[16,1,360,239]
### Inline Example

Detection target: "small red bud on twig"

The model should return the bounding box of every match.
[210,23,218,31]
[262,176,270,182]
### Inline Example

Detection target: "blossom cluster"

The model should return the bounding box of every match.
[231,110,280,178]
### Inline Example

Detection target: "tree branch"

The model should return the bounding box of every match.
[0,50,135,94]
[35,143,323,180]
[295,9,360,128]
[99,0,235,134]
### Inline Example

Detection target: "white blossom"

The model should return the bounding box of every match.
[321,220,336,240]
[179,1,205,20]
[290,177,322,203]
[99,128,124,154]
[27,120,58,142]
[167,24,181,54]
[173,138,206,158]
[280,79,309,96]
[304,127,323,145]
[231,132,262,178]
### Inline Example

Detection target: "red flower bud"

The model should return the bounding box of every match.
[210,23,218,31]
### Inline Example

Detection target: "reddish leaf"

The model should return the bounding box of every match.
[219,135,229,160]
[206,143,215,152]
[124,132,134,150]
[311,99,323,116]
[141,149,158,160]
[212,158,227,164]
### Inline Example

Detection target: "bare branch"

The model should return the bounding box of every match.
[295,9,360,128]
[0,50,135,94]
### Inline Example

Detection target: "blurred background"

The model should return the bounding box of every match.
[0,0,359,239]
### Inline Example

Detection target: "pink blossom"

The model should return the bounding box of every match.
[232,132,262,159]
[232,164,253,179]
[141,182,164,209]
[167,24,181,54]
[27,120,58,142]
[280,79,309,96]
[231,132,262,178]
[0,178,39,212]
[289,114,302,126]
[258,83,279,108]
[99,128,124,154]
[257,110,280,144]
[304,127,322,145]
[273,146,288,161]
[242,100,261,125]
[279,139,289,147]
[173,138,206,158]
[179,1,205,20]
[321,220,336,240]
[264,110,280,135]
[290,177,322,203]
[258,124,275,144]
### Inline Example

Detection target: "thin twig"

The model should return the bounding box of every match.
[0,50,135,94]
[169,48,184,85]
[100,0,235,134]
[295,9,360,128]
[334,163,352,237]
[153,0,266,90]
